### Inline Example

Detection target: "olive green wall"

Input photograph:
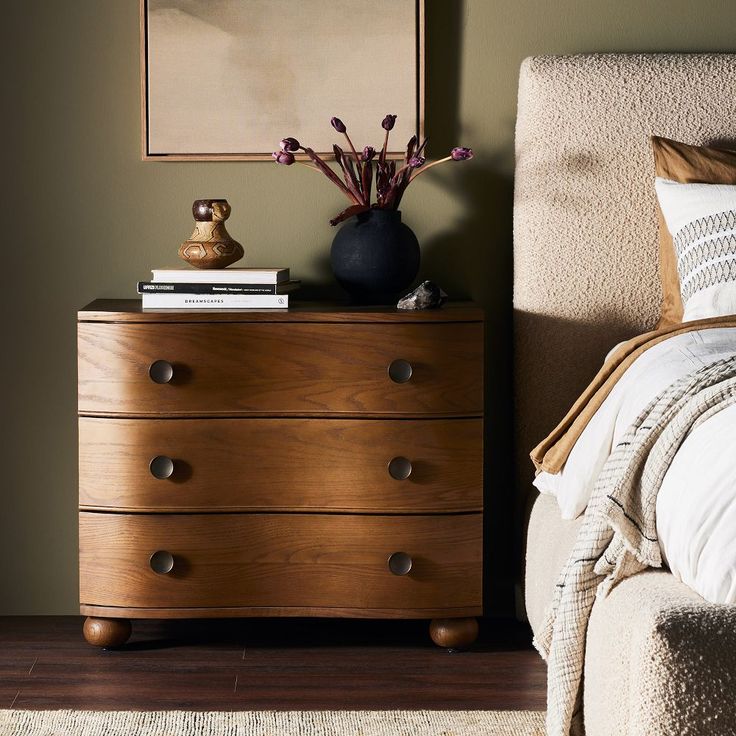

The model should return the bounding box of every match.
[3,1,735,615]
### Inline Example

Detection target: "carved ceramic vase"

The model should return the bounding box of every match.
[330,209,420,303]
[178,199,244,269]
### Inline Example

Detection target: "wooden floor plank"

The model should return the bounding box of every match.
[0,616,546,711]
[0,687,21,708]
[13,671,239,711]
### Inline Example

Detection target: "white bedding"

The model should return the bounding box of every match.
[534,327,736,604]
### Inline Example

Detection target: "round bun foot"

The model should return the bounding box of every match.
[83,617,132,648]
[429,617,479,650]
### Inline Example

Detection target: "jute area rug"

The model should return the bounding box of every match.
[0,709,546,735]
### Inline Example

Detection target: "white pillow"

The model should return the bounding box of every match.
[655,178,736,321]
[534,327,736,519]
[657,402,736,605]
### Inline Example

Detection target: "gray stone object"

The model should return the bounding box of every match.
[396,281,447,310]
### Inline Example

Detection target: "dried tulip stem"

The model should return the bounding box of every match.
[408,156,453,180]
[380,129,390,163]
[391,161,417,182]
[342,132,362,167]
[301,146,361,204]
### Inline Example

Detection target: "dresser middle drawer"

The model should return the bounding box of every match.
[79,417,483,513]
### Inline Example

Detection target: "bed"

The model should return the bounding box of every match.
[515,54,736,736]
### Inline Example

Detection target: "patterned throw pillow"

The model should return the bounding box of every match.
[655,178,736,321]
[650,137,736,327]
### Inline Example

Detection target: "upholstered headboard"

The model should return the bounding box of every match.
[513,53,736,498]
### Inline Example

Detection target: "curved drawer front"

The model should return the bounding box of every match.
[79,417,483,513]
[77,322,483,416]
[79,513,482,611]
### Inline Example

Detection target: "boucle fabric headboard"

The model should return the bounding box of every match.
[514,53,736,497]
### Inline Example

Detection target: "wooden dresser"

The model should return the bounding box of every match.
[77,300,484,648]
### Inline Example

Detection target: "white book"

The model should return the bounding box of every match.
[142,293,289,309]
[151,267,289,284]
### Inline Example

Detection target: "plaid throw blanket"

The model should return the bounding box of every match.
[536,356,736,736]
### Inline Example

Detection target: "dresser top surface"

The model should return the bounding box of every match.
[78,299,484,324]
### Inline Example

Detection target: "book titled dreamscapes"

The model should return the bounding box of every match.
[139,268,297,309]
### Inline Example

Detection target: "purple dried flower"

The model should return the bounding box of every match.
[279,137,300,152]
[408,155,426,168]
[330,117,347,133]
[272,150,295,165]
[362,146,376,162]
[451,146,474,161]
[381,114,397,131]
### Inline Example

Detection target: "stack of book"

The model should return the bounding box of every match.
[138,268,299,309]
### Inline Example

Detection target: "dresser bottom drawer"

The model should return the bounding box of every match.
[79,512,482,613]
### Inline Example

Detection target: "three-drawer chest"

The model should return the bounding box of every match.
[77,300,484,648]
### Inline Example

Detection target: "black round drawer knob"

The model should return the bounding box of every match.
[388,359,413,384]
[149,360,174,384]
[149,550,175,575]
[388,456,413,480]
[149,455,175,480]
[388,552,413,576]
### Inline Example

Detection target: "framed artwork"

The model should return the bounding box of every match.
[140,0,425,161]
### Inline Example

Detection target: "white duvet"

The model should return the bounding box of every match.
[535,328,736,605]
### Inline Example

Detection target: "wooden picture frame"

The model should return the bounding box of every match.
[140,0,425,161]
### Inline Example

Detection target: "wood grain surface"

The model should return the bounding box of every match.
[78,321,483,417]
[79,513,482,611]
[0,616,545,711]
[78,604,483,619]
[82,617,132,648]
[77,301,485,630]
[429,617,480,649]
[78,417,483,513]
[78,299,485,323]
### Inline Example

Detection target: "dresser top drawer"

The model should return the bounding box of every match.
[78,321,483,417]
[78,299,484,324]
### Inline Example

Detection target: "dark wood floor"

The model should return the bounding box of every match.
[0,616,546,711]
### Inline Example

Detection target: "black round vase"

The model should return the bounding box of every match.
[330,209,420,303]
